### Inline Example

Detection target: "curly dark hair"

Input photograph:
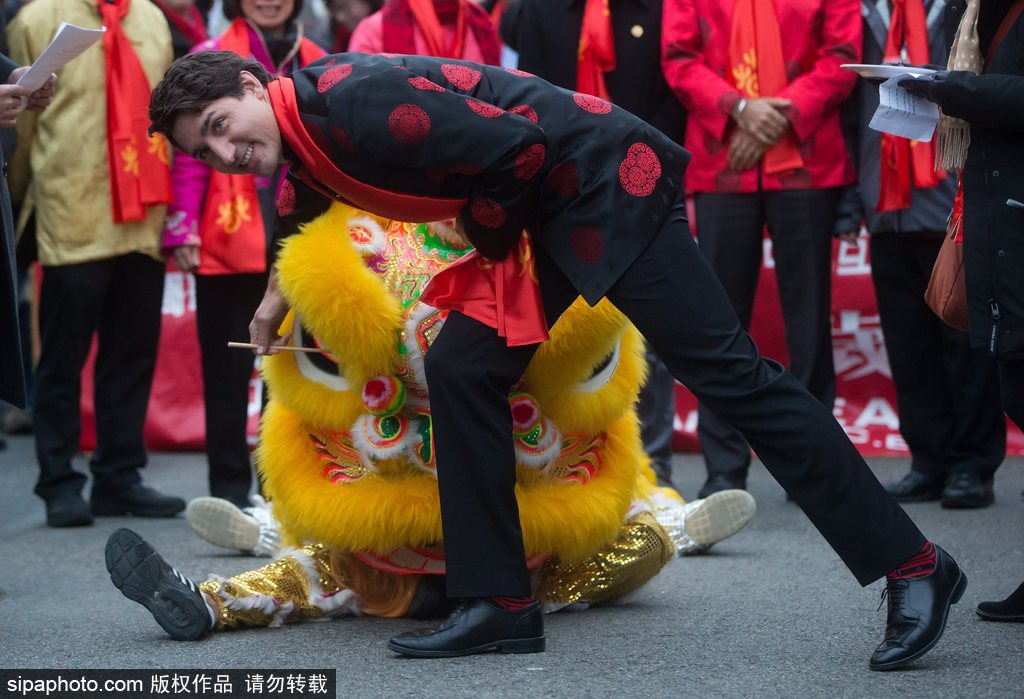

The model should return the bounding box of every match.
[148,51,273,149]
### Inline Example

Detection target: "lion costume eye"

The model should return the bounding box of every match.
[576,340,620,393]
[293,313,349,391]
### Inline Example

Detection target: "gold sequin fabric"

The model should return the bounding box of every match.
[534,512,674,608]
[201,545,342,630]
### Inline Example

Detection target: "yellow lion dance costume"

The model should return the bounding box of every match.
[197,204,698,630]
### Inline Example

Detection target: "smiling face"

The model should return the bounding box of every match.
[241,0,295,34]
[170,71,284,177]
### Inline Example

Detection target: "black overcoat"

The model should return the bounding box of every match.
[277,52,689,305]
[940,1,1024,354]
[0,51,25,407]
[499,0,686,146]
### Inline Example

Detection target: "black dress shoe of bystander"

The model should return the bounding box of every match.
[870,546,966,671]
[91,481,186,517]
[976,581,1024,622]
[940,473,994,509]
[387,597,545,658]
[884,470,943,503]
[46,492,94,527]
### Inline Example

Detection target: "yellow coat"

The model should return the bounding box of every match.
[7,0,172,266]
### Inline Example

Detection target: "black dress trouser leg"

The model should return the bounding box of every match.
[427,196,926,597]
[870,233,1005,480]
[194,272,267,507]
[694,189,838,481]
[35,253,164,501]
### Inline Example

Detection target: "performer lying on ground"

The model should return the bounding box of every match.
[107,205,755,636]
[141,51,966,668]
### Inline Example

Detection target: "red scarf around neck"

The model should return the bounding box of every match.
[99,0,173,223]
[153,0,208,46]
[877,0,941,212]
[577,0,615,100]
[728,0,803,175]
[381,0,502,66]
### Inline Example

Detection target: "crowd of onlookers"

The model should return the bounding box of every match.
[0,0,1020,568]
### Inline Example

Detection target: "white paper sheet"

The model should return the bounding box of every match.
[868,75,941,142]
[15,22,106,92]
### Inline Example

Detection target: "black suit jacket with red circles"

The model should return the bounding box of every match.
[275,52,689,305]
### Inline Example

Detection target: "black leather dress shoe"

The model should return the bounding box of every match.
[941,473,994,509]
[387,598,545,658]
[884,470,943,503]
[46,493,94,528]
[105,528,212,641]
[870,545,966,671]
[91,482,186,518]
[698,473,746,499]
[976,581,1024,622]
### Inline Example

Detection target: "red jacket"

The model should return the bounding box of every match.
[662,0,860,193]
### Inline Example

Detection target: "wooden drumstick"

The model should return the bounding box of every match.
[227,341,323,354]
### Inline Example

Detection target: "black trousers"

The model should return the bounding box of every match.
[693,188,839,480]
[637,347,677,489]
[998,357,1024,432]
[871,233,1005,480]
[195,272,267,507]
[34,253,164,501]
[426,195,925,598]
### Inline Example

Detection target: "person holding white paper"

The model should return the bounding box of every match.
[836,1,1006,510]
[7,0,187,527]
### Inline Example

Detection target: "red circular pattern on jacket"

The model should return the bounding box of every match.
[388,104,431,144]
[317,64,353,93]
[544,161,579,197]
[277,179,296,216]
[514,144,545,181]
[470,198,507,229]
[466,99,504,118]
[441,64,482,90]
[504,67,534,77]
[508,104,539,123]
[571,227,604,263]
[408,76,444,92]
[618,143,661,196]
[573,94,613,114]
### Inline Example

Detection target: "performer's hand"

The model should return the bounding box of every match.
[897,71,948,103]
[172,245,200,274]
[249,268,291,355]
[733,97,791,146]
[8,67,57,113]
[727,130,767,171]
[0,83,31,128]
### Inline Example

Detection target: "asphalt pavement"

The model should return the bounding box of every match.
[1,433,1021,698]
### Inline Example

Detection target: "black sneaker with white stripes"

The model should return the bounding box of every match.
[105,528,212,641]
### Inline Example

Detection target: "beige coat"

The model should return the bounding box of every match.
[7,0,173,266]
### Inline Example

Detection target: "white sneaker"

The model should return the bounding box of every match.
[679,489,756,554]
[185,495,281,557]
[648,488,756,556]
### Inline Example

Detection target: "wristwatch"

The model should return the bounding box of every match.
[734,97,748,119]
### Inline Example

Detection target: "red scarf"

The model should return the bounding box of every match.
[99,0,173,223]
[877,0,941,212]
[197,20,325,275]
[728,0,803,175]
[577,0,615,100]
[269,77,547,346]
[153,0,208,46]
[381,0,502,66]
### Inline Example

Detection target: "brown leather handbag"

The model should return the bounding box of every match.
[924,228,968,332]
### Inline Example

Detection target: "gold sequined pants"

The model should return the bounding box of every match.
[200,513,674,631]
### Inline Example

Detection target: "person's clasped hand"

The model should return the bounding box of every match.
[897,70,949,103]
